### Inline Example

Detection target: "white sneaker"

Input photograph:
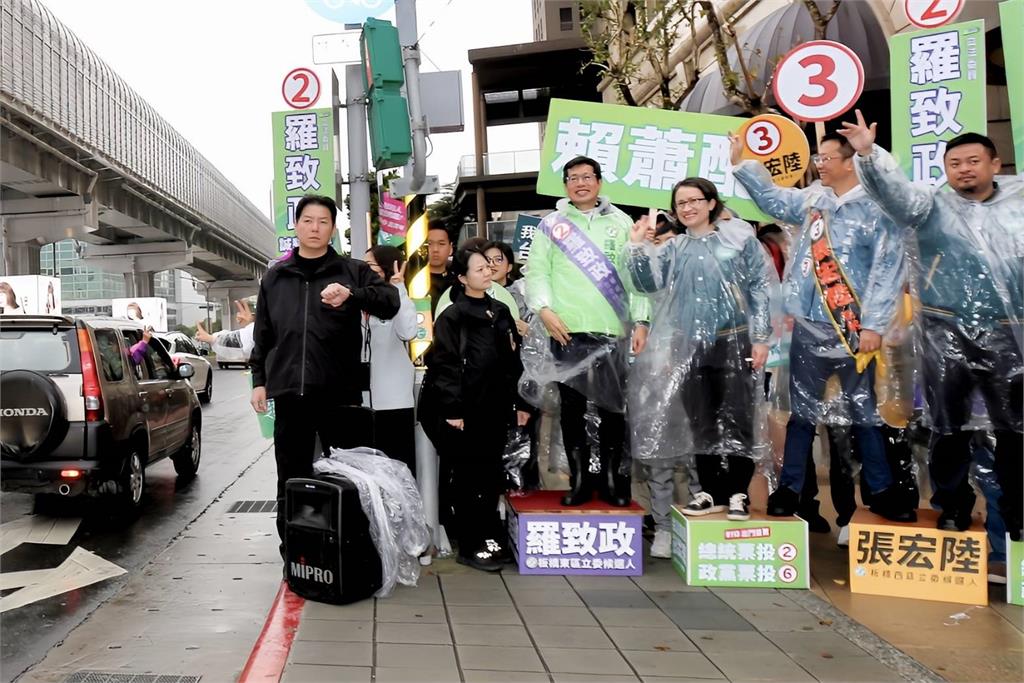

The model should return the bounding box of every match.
[837,525,850,547]
[727,493,750,521]
[681,491,727,516]
[651,530,672,558]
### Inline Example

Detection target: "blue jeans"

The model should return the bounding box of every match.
[780,322,892,495]
[973,441,1007,562]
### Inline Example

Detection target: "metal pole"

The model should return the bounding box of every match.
[346,64,371,257]
[396,0,427,192]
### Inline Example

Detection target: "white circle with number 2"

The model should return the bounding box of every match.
[779,543,799,562]
[773,41,864,122]
[905,0,964,29]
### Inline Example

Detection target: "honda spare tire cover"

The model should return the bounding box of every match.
[0,370,69,460]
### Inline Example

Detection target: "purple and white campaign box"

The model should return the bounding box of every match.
[507,491,644,576]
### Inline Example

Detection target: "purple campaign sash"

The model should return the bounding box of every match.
[539,213,629,322]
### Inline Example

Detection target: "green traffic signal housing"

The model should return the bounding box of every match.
[360,17,412,169]
[361,18,405,92]
[367,90,412,169]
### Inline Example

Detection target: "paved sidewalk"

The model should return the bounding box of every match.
[280,558,935,683]
[16,444,1015,683]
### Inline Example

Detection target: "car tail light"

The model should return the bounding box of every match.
[77,328,104,421]
[61,469,82,478]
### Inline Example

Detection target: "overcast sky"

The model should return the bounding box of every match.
[40,0,537,220]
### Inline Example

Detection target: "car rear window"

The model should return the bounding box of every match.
[0,328,81,374]
[93,328,125,382]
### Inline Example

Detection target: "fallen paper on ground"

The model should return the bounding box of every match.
[0,547,126,613]
[0,515,82,555]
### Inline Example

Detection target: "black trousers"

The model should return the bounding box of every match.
[695,454,755,505]
[425,413,507,556]
[679,336,755,455]
[374,407,416,479]
[558,383,625,455]
[273,396,366,552]
[922,316,1023,531]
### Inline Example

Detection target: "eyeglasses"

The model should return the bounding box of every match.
[675,198,708,209]
[486,255,506,265]
[812,153,850,165]
[565,174,598,184]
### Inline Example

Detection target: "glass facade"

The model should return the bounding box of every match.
[40,240,126,300]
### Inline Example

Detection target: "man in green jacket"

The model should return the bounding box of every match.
[526,155,649,507]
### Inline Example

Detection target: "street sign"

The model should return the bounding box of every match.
[773,41,864,122]
[905,0,964,29]
[312,32,364,65]
[282,68,321,110]
[305,0,394,24]
[737,114,809,187]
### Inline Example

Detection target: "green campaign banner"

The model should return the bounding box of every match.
[1001,0,1024,168]
[537,99,769,222]
[271,108,336,256]
[1009,535,1024,606]
[671,507,809,589]
[890,20,987,187]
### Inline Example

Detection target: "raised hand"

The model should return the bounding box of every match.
[837,109,877,156]
[728,131,744,166]
[391,260,407,285]
[630,215,650,244]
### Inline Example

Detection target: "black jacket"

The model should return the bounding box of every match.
[251,247,399,402]
[420,292,524,422]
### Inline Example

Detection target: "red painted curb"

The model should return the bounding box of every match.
[238,581,305,683]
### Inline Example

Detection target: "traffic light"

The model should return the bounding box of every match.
[360,18,412,169]
[404,194,432,361]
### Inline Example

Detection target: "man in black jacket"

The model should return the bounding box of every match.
[250,195,400,551]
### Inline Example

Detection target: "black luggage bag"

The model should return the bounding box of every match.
[284,474,383,604]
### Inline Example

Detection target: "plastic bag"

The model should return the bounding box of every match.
[502,426,532,492]
[314,448,430,598]
[212,322,255,361]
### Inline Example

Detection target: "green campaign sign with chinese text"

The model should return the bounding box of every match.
[1009,535,1023,606]
[671,507,809,589]
[538,99,769,223]
[1001,0,1024,168]
[890,20,987,187]
[271,108,336,256]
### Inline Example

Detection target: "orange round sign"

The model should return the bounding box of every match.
[738,114,810,187]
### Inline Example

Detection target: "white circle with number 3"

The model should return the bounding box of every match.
[745,121,782,156]
[905,0,964,29]
[779,564,798,584]
[773,41,864,122]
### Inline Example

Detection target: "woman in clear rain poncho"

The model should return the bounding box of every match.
[624,178,774,545]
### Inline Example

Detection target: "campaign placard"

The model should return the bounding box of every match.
[671,507,809,589]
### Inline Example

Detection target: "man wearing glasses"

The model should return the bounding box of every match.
[524,156,649,507]
[731,133,916,528]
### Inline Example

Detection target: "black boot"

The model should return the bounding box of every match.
[766,486,800,516]
[599,444,631,507]
[869,486,918,523]
[797,499,831,533]
[562,447,594,506]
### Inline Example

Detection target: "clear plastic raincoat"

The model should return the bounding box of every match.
[623,216,775,465]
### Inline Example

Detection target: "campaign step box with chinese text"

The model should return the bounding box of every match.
[1006,534,1023,607]
[670,507,809,589]
[506,490,644,576]
[849,509,987,606]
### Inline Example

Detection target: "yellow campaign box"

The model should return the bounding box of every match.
[849,508,987,606]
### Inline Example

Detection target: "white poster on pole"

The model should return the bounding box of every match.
[111,297,168,332]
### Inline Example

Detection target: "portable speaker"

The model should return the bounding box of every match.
[284,474,383,604]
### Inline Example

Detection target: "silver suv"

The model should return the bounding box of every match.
[0,315,202,511]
